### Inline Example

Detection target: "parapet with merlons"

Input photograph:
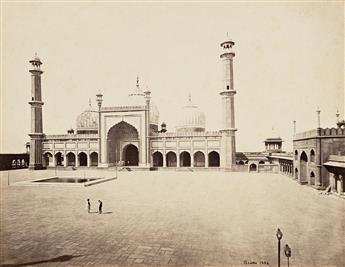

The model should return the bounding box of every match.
[294,127,345,141]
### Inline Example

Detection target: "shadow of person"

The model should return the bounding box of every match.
[102,211,113,214]
[1,254,83,266]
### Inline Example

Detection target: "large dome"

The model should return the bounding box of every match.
[176,95,206,133]
[127,78,159,125]
[76,103,98,134]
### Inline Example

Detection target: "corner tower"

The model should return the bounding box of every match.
[220,38,237,170]
[28,54,45,170]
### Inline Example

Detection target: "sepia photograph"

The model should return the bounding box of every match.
[0,1,344,267]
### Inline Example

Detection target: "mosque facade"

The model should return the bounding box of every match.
[28,39,238,170]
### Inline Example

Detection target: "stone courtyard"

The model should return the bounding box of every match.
[0,170,344,267]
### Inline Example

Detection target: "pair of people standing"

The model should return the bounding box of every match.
[87,199,102,214]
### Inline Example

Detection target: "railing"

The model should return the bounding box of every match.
[45,134,98,139]
[151,131,222,138]
[101,105,146,112]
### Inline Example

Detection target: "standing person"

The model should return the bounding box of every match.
[87,199,91,213]
[98,200,103,214]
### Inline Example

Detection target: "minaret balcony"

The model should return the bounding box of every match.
[29,69,44,74]
[220,89,236,96]
[28,100,44,106]
[220,52,235,59]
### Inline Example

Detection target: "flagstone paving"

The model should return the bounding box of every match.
[0,169,344,267]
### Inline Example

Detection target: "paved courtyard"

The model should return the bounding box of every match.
[0,169,344,267]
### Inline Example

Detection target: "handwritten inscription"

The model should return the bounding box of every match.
[243,260,270,265]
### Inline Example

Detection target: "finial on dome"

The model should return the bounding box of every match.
[136,75,139,89]
[336,109,340,122]
[188,93,192,104]
[88,98,92,107]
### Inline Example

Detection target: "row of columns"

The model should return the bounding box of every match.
[156,151,219,168]
[280,161,293,176]
[266,143,281,150]
[45,152,98,168]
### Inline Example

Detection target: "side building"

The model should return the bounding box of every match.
[293,118,345,194]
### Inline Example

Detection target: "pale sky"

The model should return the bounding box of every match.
[1,2,344,153]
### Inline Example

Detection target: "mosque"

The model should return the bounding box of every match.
[25,36,345,195]
[28,38,238,170]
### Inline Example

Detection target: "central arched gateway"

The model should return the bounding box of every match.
[123,144,139,166]
[107,121,139,165]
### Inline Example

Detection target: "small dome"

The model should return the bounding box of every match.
[176,95,205,133]
[29,53,42,64]
[76,103,98,132]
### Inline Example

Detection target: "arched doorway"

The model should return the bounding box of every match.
[294,168,298,179]
[238,160,245,165]
[44,152,53,167]
[79,152,87,166]
[194,151,205,167]
[123,144,139,166]
[166,151,177,167]
[90,152,98,166]
[180,151,191,167]
[310,150,315,162]
[66,152,76,167]
[310,171,315,185]
[259,160,265,165]
[107,121,139,165]
[249,163,257,172]
[153,151,163,167]
[300,151,308,183]
[55,152,63,166]
[208,151,220,167]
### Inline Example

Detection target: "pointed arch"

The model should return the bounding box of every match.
[78,152,87,166]
[193,151,205,167]
[208,151,220,167]
[166,151,177,167]
[107,121,139,165]
[90,152,98,166]
[249,163,257,172]
[300,151,308,183]
[180,151,191,167]
[153,151,163,167]
[66,152,76,167]
[55,152,63,166]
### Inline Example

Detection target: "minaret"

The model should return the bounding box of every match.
[28,54,45,170]
[316,107,321,129]
[144,87,151,167]
[96,91,103,166]
[220,37,237,170]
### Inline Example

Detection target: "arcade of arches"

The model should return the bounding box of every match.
[43,151,99,167]
[152,151,220,168]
